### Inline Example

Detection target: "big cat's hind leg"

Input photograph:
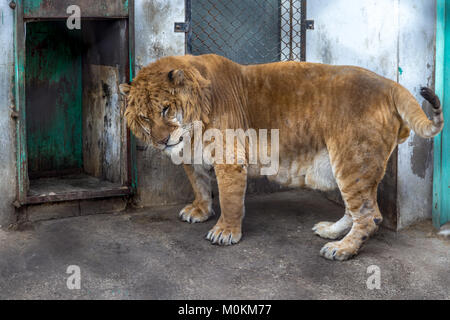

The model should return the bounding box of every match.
[319,197,383,261]
[317,139,392,261]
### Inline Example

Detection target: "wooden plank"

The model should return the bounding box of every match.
[27,197,127,222]
[26,187,131,204]
[28,173,122,193]
[26,173,131,204]
[83,64,122,183]
[23,0,129,19]
[82,19,129,184]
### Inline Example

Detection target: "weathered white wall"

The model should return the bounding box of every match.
[307,0,436,229]
[134,0,194,207]
[397,1,436,228]
[135,0,185,69]
[0,2,18,227]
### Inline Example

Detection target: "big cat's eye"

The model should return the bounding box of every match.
[162,106,170,117]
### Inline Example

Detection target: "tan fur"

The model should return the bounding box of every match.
[121,54,443,261]
[179,164,214,224]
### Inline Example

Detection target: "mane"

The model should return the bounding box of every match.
[129,55,250,131]
[191,54,250,130]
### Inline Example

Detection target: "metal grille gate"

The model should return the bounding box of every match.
[185,0,309,64]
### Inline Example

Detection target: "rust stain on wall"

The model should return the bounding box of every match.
[410,132,432,179]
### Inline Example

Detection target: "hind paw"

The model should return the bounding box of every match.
[179,203,213,223]
[313,218,352,240]
[313,222,343,240]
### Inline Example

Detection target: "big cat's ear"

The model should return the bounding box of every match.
[119,83,131,96]
[168,69,184,85]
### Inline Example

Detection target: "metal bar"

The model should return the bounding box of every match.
[185,0,192,54]
[277,0,282,61]
[289,0,293,60]
[300,0,307,61]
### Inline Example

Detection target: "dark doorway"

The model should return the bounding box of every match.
[24,19,133,204]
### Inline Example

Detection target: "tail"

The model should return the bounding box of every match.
[393,86,444,138]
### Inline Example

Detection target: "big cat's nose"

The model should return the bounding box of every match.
[158,136,170,145]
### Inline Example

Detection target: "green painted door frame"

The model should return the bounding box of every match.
[433,0,450,228]
[13,0,137,205]
[13,0,28,204]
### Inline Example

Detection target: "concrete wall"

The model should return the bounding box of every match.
[132,0,283,207]
[397,1,436,228]
[0,2,18,228]
[307,0,436,229]
[134,0,194,207]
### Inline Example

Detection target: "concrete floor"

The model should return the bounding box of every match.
[1,190,449,300]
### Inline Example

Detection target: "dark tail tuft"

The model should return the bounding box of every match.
[393,85,444,138]
[420,87,441,111]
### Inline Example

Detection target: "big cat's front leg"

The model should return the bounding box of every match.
[206,164,247,245]
[179,164,214,223]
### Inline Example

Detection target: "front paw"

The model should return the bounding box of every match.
[179,203,213,223]
[319,241,357,261]
[205,223,242,246]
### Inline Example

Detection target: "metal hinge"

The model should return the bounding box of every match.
[174,22,190,33]
[304,20,315,30]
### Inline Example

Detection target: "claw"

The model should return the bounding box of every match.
[320,241,357,261]
[179,203,212,224]
[205,224,242,246]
